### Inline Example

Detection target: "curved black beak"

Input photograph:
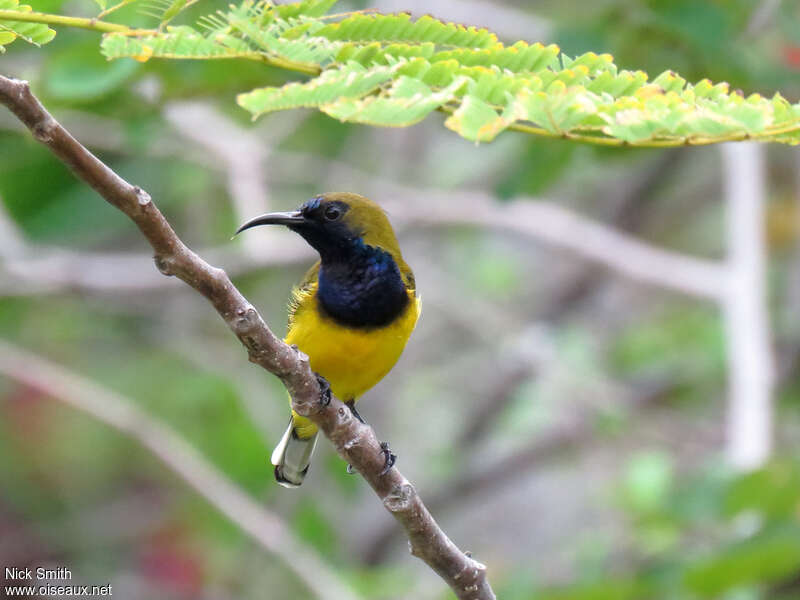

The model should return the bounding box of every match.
[234,210,306,235]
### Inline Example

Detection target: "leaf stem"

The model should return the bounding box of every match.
[96,0,138,20]
[0,9,321,76]
[506,120,800,148]
[0,9,131,33]
[262,54,321,76]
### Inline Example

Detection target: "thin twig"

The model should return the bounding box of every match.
[0,339,358,600]
[0,74,496,600]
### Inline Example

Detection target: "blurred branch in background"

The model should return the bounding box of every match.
[163,103,308,259]
[720,143,775,470]
[0,339,359,600]
[745,0,782,36]
[274,151,728,300]
[361,371,676,564]
[394,193,727,301]
[0,238,311,296]
[0,193,28,259]
[538,149,689,320]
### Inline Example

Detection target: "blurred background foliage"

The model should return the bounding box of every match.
[0,1,800,599]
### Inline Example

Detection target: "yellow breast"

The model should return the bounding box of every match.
[284,282,420,437]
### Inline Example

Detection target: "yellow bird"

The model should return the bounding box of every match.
[236,193,420,487]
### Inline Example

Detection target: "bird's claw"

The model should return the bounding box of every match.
[315,374,331,406]
[345,400,366,424]
[379,441,396,476]
[345,443,396,476]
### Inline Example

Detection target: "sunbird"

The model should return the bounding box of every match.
[236,193,420,487]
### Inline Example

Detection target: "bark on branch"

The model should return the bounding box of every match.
[0,74,496,600]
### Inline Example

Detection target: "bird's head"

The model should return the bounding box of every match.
[235,192,402,261]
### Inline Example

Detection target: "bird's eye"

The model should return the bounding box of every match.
[324,205,342,221]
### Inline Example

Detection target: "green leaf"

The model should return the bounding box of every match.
[273,0,339,20]
[101,25,256,61]
[513,84,598,135]
[90,0,800,146]
[316,13,498,49]
[237,61,399,117]
[159,0,190,25]
[0,0,56,48]
[432,41,561,72]
[684,528,800,597]
[321,75,466,127]
[0,29,16,48]
[226,10,340,66]
[444,94,511,142]
[725,461,800,521]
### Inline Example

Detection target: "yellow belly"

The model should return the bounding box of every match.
[284,289,420,438]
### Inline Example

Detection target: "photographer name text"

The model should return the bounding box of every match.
[4,567,112,597]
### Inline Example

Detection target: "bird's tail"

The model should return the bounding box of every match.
[271,419,318,488]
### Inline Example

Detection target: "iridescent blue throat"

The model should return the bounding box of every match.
[317,239,409,329]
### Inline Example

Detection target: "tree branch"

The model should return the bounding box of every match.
[720,142,775,470]
[362,376,674,564]
[0,339,357,600]
[0,74,496,600]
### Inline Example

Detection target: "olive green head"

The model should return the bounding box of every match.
[235,192,403,260]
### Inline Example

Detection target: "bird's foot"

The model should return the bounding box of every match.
[344,400,365,475]
[379,441,396,476]
[315,374,331,406]
[345,443,396,476]
[345,399,366,424]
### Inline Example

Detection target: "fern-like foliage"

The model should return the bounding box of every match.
[0,0,55,52]
[96,0,800,145]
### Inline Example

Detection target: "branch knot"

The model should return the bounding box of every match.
[32,116,57,143]
[133,185,151,206]
[234,306,259,333]
[153,254,176,276]
[383,482,415,513]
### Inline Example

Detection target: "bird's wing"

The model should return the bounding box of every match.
[287,260,320,329]
[397,259,417,297]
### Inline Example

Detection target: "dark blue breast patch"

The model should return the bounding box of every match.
[316,240,409,329]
